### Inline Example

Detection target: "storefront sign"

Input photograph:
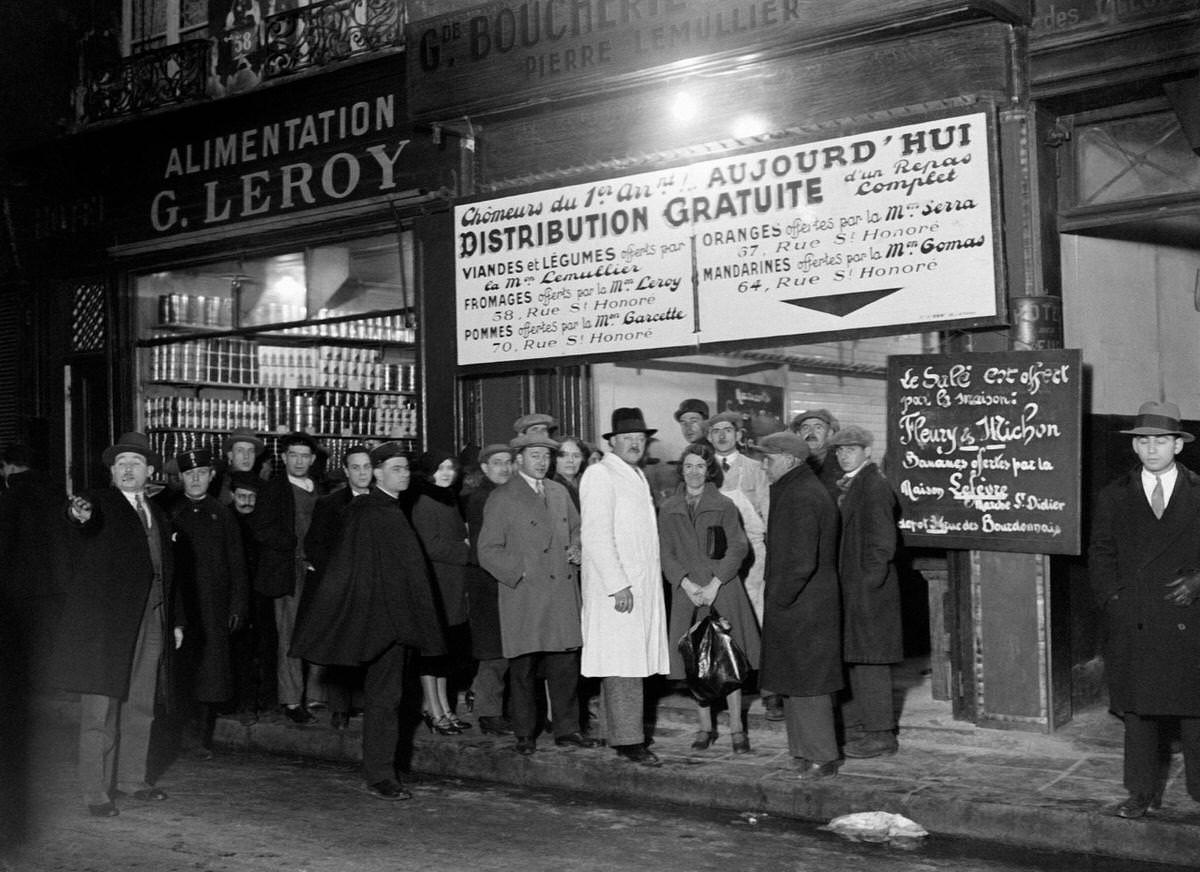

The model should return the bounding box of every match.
[885,349,1082,555]
[409,0,1028,117]
[456,112,999,366]
[112,72,459,244]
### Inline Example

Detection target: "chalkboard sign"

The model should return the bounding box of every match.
[885,349,1082,555]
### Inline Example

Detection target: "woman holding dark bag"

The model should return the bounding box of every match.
[660,443,760,753]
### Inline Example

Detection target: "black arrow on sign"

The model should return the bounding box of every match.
[781,288,903,317]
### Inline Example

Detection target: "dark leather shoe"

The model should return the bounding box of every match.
[843,731,898,758]
[478,716,513,736]
[690,730,718,751]
[763,694,785,722]
[283,705,315,725]
[1116,790,1164,819]
[795,759,840,780]
[731,732,751,754]
[515,736,537,756]
[330,712,350,730]
[555,731,600,749]
[366,779,412,801]
[131,787,169,801]
[88,801,118,817]
[615,745,661,767]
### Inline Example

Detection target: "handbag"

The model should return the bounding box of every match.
[677,606,751,705]
[705,525,727,560]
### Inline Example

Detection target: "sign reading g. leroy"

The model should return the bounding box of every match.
[113,74,457,244]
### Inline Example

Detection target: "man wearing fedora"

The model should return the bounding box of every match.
[248,431,324,724]
[479,433,595,755]
[1090,400,1200,818]
[580,408,670,766]
[50,432,185,817]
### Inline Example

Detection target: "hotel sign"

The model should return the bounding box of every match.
[456,111,1002,366]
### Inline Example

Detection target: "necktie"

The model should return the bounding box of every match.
[1151,474,1165,519]
[536,480,547,506]
[135,493,151,530]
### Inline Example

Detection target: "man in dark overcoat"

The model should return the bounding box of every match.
[166,449,248,754]
[290,442,445,800]
[757,431,843,780]
[300,444,374,729]
[1089,400,1200,818]
[828,425,902,759]
[248,432,322,723]
[462,443,515,737]
[49,432,184,817]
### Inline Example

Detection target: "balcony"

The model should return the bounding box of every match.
[74,0,405,127]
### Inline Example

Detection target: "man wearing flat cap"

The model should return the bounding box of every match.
[757,431,843,780]
[479,433,594,755]
[791,409,843,503]
[215,427,265,506]
[248,432,324,724]
[513,413,558,438]
[707,410,769,623]
[165,449,249,756]
[828,425,902,759]
[1090,400,1200,818]
[50,432,185,817]
[291,442,445,800]
[580,408,670,766]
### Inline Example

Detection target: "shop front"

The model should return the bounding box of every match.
[406,0,1084,729]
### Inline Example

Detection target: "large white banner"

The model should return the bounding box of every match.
[456,112,997,366]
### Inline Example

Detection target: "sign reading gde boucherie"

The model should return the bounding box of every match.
[456,112,1000,366]
[408,0,1029,118]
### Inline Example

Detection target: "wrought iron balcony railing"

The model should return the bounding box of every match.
[74,0,404,127]
[77,39,210,125]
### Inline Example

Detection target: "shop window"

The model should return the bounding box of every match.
[134,230,419,470]
[1071,110,1200,207]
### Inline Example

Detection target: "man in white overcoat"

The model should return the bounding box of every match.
[580,407,670,766]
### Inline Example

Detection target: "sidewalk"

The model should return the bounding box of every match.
[183,659,1200,868]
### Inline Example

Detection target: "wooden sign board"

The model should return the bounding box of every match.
[885,348,1083,555]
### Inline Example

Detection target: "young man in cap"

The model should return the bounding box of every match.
[513,413,558,438]
[166,449,249,756]
[291,442,445,800]
[707,411,769,624]
[226,470,273,723]
[479,433,595,755]
[463,444,516,737]
[1090,400,1200,818]
[50,432,185,816]
[580,408,670,766]
[248,432,323,724]
[757,431,843,779]
[827,425,902,759]
[215,427,265,506]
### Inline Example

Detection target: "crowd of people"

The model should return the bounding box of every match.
[2,398,909,813]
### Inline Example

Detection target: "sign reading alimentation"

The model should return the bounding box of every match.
[885,349,1082,555]
[456,112,1000,366]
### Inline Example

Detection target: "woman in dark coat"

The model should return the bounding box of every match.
[660,443,759,754]
[411,450,472,735]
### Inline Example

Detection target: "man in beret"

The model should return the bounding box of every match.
[248,432,324,724]
[479,434,594,755]
[827,425,902,759]
[1090,400,1200,818]
[791,409,843,503]
[291,442,445,800]
[513,413,558,438]
[50,432,185,816]
[462,444,516,737]
[580,408,670,766]
[758,431,843,780]
[165,449,249,756]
